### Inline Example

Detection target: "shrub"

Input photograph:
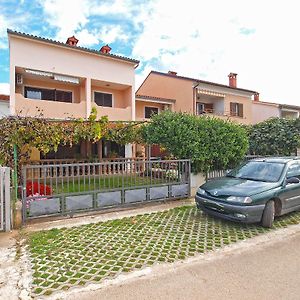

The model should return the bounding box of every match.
[141,111,248,173]
[248,118,300,156]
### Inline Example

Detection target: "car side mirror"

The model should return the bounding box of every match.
[225,169,232,175]
[286,177,300,184]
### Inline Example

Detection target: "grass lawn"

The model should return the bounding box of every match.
[48,175,165,194]
[27,205,300,297]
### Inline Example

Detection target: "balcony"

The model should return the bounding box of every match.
[15,93,86,119]
[93,104,132,121]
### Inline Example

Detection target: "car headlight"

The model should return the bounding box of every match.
[227,196,252,203]
[197,188,206,195]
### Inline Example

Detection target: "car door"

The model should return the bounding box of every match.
[280,163,300,212]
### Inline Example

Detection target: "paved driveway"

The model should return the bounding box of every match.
[68,226,300,300]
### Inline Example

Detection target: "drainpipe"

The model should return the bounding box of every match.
[192,83,200,115]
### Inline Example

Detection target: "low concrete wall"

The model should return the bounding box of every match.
[190,172,206,197]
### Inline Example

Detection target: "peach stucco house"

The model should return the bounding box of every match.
[135,71,258,157]
[136,71,258,125]
[8,29,139,161]
[252,101,300,124]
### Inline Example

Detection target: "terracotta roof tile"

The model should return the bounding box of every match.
[150,71,257,94]
[136,94,176,103]
[7,29,139,66]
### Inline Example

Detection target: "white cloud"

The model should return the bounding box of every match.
[39,0,132,48]
[99,25,129,44]
[133,0,300,105]
[0,83,9,95]
[92,0,134,17]
[75,29,99,47]
[39,0,92,41]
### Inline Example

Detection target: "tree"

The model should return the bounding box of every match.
[141,111,248,173]
[248,118,300,156]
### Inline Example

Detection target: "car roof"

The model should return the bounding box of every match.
[250,157,300,164]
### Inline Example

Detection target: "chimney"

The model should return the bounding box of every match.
[168,71,177,76]
[100,44,112,54]
[254,92,260,101]
[66,36,79,46]
[228,72,237,88]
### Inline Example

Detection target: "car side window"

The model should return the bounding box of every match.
[286,163,300,179]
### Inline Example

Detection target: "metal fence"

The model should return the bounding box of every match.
[22,159,191,222]
[206,155,268,181]
[0,167,11,232]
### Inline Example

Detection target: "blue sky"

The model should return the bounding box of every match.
[1,0,300,105]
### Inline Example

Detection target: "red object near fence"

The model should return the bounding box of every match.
[26,181,52,197]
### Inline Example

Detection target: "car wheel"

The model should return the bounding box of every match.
[261,200,275,228]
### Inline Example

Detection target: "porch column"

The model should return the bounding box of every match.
[85,77,91,119]
[131,84,136,121]
[125,144,133,158]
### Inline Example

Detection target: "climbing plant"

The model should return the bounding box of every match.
[0,108,142,168]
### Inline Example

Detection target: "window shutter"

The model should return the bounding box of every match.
[94,92,112,107]
[238,103,243,117]
[230,102,235,116]
[205,103,213,113]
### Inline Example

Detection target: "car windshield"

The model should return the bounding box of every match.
[227,161,285,182]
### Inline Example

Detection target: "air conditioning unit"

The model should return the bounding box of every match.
[16,73,23,85]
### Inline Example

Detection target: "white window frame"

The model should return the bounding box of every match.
[196,102,206,115]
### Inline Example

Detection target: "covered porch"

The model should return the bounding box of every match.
[195,88,225,116]
[29,140,134,165]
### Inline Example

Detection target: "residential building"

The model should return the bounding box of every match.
[136,71,258,125]
[279,104,300,119]
[8,29,139,161]
[252,101,300,124]
[0,95,10,118]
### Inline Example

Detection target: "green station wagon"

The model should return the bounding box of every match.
[195,157,300,227]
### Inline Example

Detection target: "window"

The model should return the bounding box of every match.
[145,107,159,118]
[196,102,213,115]
[24,87,72,103]
[228,161,285,183]
[94,92,112,107]
[286,164,300,179]
[230,102,243,117]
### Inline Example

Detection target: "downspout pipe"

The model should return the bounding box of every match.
[192,82,200,115]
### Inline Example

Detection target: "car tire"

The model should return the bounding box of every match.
[261,200,275,228]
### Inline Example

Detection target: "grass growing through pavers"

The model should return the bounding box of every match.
[28,205,300,297]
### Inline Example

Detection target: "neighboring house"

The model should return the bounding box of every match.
[136,71,258,157]
[252,100,280,124]
[136,71,258,125]
[0,95,10,118]
[8,29,139,161]
[279,104,300,119]
[252,101,300,124]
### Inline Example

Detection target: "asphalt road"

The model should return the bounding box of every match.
[67,228,300,300]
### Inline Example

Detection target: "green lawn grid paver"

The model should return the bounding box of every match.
[28,206,300,297]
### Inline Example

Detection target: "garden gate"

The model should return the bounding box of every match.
[22,159,191,222]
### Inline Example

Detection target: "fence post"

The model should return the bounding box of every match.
[4,168,11,231]
[188,160,191,197]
